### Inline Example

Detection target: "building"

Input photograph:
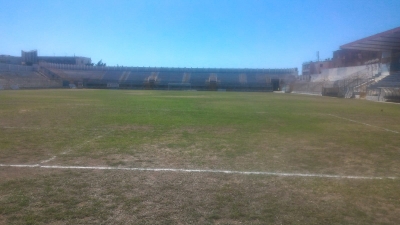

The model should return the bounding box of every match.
[301,60,333,81]
[0,55,22,64]
[38,56,91,65]
[21,50,38,65]
[339,27,400,73]
[1,50,91,66]
[331,49,381,68]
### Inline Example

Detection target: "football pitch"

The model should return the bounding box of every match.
[1,89,399,224]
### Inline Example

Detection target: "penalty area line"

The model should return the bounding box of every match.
[327,114,399,134]
[40,156,56,164]
[0,164,397,180]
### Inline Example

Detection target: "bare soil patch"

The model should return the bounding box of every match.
[0,168,399,224]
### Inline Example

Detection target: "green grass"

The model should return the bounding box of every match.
[0,89,400,224]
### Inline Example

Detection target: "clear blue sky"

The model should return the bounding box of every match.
[1,0,399,73]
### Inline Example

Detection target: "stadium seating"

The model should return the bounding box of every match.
[0,71,62,89]
[157,72,184,87]
[292,81,324,95]
[61,70,105,80]
[217,73,239,88]
[102,71,125,81]
[370,71,400,88]
[189,72,210,88]
[35,64,295,91]
[124,71,148,82]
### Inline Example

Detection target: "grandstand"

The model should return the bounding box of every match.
[35,62,297,91]
[294,26,400,102]
[0,48,298,91]
[0,71,61,90]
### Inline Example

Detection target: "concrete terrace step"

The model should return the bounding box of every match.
[372,71,400,88]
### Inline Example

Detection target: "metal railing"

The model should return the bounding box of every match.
[0,63,33,72]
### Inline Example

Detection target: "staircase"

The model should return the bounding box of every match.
[344,88,353,98]
[38,65,64,80]
[341,77,369,98]
[118,71,131,82]
[342,67,396,98]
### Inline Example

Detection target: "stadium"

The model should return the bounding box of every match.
[1,51,298,92]
[1,27,399,102]
[1,27,400,224]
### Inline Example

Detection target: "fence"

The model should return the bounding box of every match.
[0,63,33,72]
[39,62,297,75]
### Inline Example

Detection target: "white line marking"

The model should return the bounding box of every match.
[40,132,111,163]
[2,126,42,130]
[327,114,399,134]
[1,126,106,131]
[0,164,40,168]
[60,134,107,155]
[40,156,56,164]
[0,164,396,180]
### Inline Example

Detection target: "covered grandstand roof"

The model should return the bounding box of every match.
[340,27,400,51]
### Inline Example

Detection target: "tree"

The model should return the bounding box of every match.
[96,60,106,67]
